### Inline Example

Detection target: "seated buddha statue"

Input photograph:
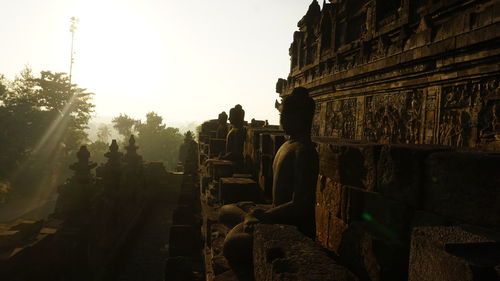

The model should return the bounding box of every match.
[222,87,319,265]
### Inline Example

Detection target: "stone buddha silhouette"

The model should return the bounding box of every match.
[222,87,319,265]
[221,104,246,168]
[216,111,229,139]
[179,131,198,175]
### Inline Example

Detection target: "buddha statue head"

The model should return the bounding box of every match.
[229,104,245,128]
[280,87,315,137]
[218,111,228,125]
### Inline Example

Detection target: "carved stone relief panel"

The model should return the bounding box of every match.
[325,98,357,139]
[439,78,500,147]
[312,101,323,137]
[439,83,476,147]
[363,90,423,144]
[478,79,500,145]
[317,79,499,147]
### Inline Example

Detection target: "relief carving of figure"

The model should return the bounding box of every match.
[439,114,453,146]
[439,83,483,147]
[405,92,422,144]
[479,79,500,141]
[364,91,423,144]
[325,99,356,139]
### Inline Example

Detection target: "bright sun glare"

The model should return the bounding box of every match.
[68,0,168,113]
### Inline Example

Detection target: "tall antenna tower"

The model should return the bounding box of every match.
[69,17,79,85]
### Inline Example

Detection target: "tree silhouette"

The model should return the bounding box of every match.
[112,114,138,141]
[0,67,94,200]
[135,112,184,170]
[97,124,112,143]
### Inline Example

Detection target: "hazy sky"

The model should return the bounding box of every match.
[1,0,317,124]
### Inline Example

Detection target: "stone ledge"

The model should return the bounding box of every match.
[408,226,500,281]
[423,151,500,229]
[253,224,358,281]
[315,142,382,191]
[377,144,452,208]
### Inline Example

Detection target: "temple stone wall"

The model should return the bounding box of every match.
[198,115,500,281]
[314,140,500,280]
[278,0,500,151]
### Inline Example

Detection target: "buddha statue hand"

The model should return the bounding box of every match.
[242,208,268,232]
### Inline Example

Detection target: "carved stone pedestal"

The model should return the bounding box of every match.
[253,224,358,281]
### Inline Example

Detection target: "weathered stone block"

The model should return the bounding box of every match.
[338,222,410,281]
[247,128,279,153]
[316,175,343,219]
[408,226,500,281]
[410,210,453,229]
[245,128,282,178]
[207,160,234,180]
[377,145,450,207]
[423,152,500,228]
[315,204,330,247]
[343,186,413,240]
[253,224,358,281]
[327,215,348,255]
[200,119,218,134]
[209,138,226,158]
[316,175,348,253]
[315,142,382,191]
[219,178,260,204]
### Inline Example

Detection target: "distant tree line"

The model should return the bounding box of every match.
[0,67,94,204]
[0,67,189,205]
[88,112,185,170]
